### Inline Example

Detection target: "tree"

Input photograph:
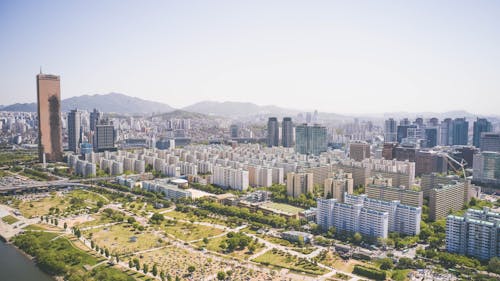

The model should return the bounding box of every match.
[488,257,500,274]
[175,276,181,281]
[152,264,158,276]
[54,219,58,226]
[143,263,149,274]
[115,253,119,263]
[353,232,362,244]
[379,258,393,270]
[63,222,67,230]
[160,271,165,281]
[167,273,172,281]
[203,237,209,244]
[217,271,226,280]
[297,236,305,247]
[187,265,195,274]
[129,260,133,268]
[97,200,104,208]
[90,240,95,249]
[127,216,136,224]
[104,248,110,258]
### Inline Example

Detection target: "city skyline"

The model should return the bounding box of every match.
[1,1,500,115]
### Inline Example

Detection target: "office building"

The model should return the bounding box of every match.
[295,124,327,155]
[287,172,313,198]
[36,72,63,162]
[349,142,370,161]
[452,118,469,145]
[67,109,81,153]
[480,133,500,152]
[89,108,100,132]
[424,127,438,148]
[446,208,500,260]
[282,117,294,148]
[324,172,353,201]
[473,151,500,187]
[384,118,397,143]
[94,120,115,152]
[415,150,447,176]
[267,117,279,147]
[473,118,492,148]
[440,118,453,146]
[230,124,239,138]
[382,142,397,160]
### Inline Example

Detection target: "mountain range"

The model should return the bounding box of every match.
[1,93,496,121]
[1,93,174,114]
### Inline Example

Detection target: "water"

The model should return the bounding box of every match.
[0,239,54,281]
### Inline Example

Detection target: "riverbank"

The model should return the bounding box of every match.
[0,239,55,281]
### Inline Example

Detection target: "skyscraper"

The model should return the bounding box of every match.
[67,109,81,153]
[282,117,293,148]
[37,72,63,162]
[473,118,492,148]
[384,118,397,142]
[452,118,469,145]
[94,119,116,152]
[89,108,101,132]
[267,117,279,147]
[480,133,500,152]
[230,124,239,138]
[440,118,453,146]
[295,124,327,155]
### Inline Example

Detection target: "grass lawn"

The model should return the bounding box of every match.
[18,194,70,218]
[1,215,19,224]
[23,223,62,231]
[253,249,327,275]
[161,221,224,242]
[84,223,166,255]
[391,269,411,281]
[69,189,109,203]
[258,234,294,247]
[291,247,315,255]
[260,202,305,215]
[74,214,114,228]
[194,234,265,260]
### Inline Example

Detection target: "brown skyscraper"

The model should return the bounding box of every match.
[37,72,62,162]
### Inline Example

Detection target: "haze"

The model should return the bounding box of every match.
[1,0,499,115]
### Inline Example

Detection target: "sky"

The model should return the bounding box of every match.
[0,0,499,115]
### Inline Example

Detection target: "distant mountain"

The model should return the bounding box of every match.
[152,109,223,120]
[1,93,174,114]
[182,101,301,118]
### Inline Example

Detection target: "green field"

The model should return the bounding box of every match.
[1,215,19,224]
[260,202,305,214]
[194,234,265,260]
[162,221,224,242]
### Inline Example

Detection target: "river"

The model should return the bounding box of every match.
[0,239,54,281]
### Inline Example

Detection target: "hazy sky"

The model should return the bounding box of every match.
[1,0,499,115]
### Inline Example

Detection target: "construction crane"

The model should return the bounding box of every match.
[438,152,467,180]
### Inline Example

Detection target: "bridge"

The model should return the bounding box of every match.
[0,177,116,194]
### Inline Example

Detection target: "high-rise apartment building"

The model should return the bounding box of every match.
[67,109,81,153]
[365,184,423,207]
[324,172,353,201]
[286,172,313,198]
[267,117,279,147]
[295,124,327,155]
[446,208,500,260]
[452,118,469,145]
[429,181,478,221]
[384,118,397,143]
[473,118,492,148]
[282,117,294,148]
[37,72,63,162]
